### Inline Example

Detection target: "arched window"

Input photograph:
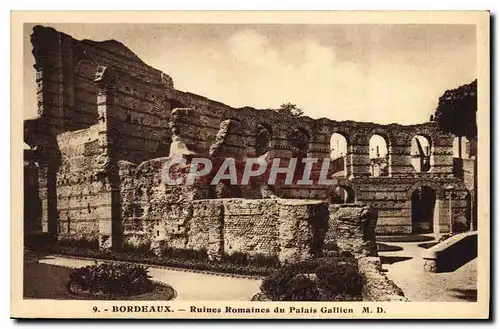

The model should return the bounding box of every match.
[330,133,348,160]
[453,136,471,159]
[369,135,389,177]
[329,185,355,204]
[330,133,348,176]
[411,135,432,172]
[255,123,272,157]
[291,128,310,159]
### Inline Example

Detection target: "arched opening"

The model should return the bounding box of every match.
[453,136,472,159]
[290,128,310,174]
[411,186,437,234]
[291,128,310,158]
[255,123,272,157]
[453,136,469,178]
[410,135,432,172]
[330,133,348,176]
[369,134,389,177]
[153,133,172,158]
[329,186,355,204]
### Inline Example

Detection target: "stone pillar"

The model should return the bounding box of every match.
[328,203,378,258]
[431,133,455,177]
[277,200,329,264]
[389,134,413,177]
[37,165,59,236]
[94,66,117,250]
[349,134,370,178]
[205,201,224,260]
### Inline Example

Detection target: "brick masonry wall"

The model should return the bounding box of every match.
[55,125,111,243]
[25,25,475,246]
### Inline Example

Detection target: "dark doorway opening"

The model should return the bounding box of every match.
[411,186,437,234]
[330,186,355,204]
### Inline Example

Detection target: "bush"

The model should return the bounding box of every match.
[58,237,99,250]
[316,260,362,298]
[67,262,153,297]
[162,247,208,261]
[222,251,248,265]
[47,244,275,277]
[249,253,280,267]
[260,256,362,301]
[24,233,57,250]
[283,275,320,301]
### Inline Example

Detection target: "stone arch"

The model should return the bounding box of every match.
[330,133,348,160]
[327,177,358,203]
[153,132,173,158]
[167,98,186,110]
[410,186,437,234]
[369,134,389,177]
[410,135,432,172]
[289,127,311,158]
[255,122,273,157]
[329,126,352,145]
[406,181,445,200]
[453,135,472,159]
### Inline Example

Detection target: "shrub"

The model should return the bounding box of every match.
[260,255,362,301]
[283,275,320,301]
[67,262,153,297]
[58,237,99,250]
[316,260,362,297]
[24,233,57,250]
[222,251,249,265]
[249,253,280,267]
[162,247,208,261]
[122,242,152,255]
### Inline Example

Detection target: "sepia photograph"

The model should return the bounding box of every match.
[11,10,490,319]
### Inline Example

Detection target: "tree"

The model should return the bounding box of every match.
[434,80,477,140]
[275,102,304,117]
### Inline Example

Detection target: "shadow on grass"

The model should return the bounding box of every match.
[449,288,477,302]
[23,261,176,300]
[377,243,404,252]
[379,256,413,265]
[23,250,53,263]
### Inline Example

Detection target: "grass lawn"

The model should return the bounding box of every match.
[24,261,176,300]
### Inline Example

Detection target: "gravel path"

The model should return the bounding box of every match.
[38,255,262,301]
[377,238,477,302]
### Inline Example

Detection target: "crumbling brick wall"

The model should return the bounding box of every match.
[55,125,111,244]
[25,25,475,249]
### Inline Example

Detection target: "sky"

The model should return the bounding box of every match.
[23,23,476,124]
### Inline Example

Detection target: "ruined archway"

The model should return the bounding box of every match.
[410,135,432,172]
[369,134,389,177]
[411,186,437,234]
[255,123,273,157]
[330,133,348,176]
[329,185,355,204]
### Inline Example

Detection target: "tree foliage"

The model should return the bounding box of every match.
[434,80,477,140]
[273,102,304,117]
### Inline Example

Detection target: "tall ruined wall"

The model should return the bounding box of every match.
[24,25,475,245]
[118,157,328,263]
[29,25,171,135]
[95,66,173,164]
[55,125,111,243]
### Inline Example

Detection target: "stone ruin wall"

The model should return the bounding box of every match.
[24,26,475,252]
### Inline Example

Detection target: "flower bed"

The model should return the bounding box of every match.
[67,262,154,298]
